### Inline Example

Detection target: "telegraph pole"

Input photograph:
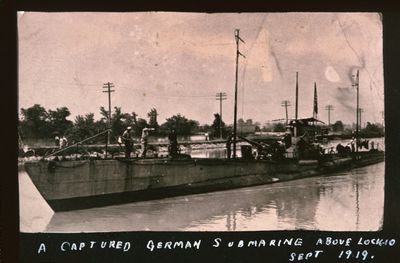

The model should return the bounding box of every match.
[103,82,115,144]
[352,70,360,152]
[325,105,334,131]
[233,29,245,159]
[358,108,364,129]
[281,100,291,125]
[295,72,299,120]
[216,92,227,139]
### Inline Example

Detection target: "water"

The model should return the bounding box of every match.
[19,139,385,233]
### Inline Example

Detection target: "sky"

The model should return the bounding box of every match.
[18,12,384,126]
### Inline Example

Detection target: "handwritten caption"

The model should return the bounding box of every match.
[36,237,396,261]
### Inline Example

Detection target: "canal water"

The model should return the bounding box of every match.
[19,139,385,233]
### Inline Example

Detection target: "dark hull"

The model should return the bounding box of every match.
[24,151,384,212]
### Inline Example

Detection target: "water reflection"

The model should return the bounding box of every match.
[17,162,382,232]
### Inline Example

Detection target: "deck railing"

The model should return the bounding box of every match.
[43,129,111,159]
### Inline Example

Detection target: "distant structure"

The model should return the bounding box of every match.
[237,119,256,134]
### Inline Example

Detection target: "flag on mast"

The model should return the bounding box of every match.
[313,82,318,119]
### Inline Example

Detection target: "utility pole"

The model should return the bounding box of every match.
[216,92,227,139]
[358,108,364,129]
[325,105,334,131]
[295,72,299,120]
[281,100,291,125]
[352,70,360,152]
[233,29,245,159]
[103,82,115,145]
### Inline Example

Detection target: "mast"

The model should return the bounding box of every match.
[233,29,245,159]
[313,82,318,120]
[294,72,299,137]
[354,69,360,153]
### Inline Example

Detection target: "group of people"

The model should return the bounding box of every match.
[54,135,68,149]
[120,127,179,158]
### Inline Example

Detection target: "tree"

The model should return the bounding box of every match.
[71,113,98,142]
[332,120,344,132]
[361,122,384,137]
[99,106,109,121]
[19,104,51,138]
[133,118,148,137]
[211,113,226,138]
[48,107,73,136]
[272,122,286,132]
[246,119,253,124]
[147,108,159,131]
[131,112,138,125]
[197,124,212,133]
[160,114,199,135]
[110,107,125,140]
[99,106,148,142]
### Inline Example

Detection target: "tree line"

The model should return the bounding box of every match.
[19,104,383,145]
[18,104,231,144]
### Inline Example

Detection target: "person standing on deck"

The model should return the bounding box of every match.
[54,133,60,147]
[226,133,233,159]
[60,135,68,149]
[350,137,356,152]
[140,127,155,158]
[122,126,134,158]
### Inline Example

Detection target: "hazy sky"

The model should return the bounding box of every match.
[18,12,383,125]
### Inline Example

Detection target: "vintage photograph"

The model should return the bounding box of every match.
[18,12,384,232]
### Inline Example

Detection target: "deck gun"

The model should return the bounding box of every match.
[237,136,272,159]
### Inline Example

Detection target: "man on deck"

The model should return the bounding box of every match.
[140,127,155,158]
[122,126,133,158]
[226,133,233,159]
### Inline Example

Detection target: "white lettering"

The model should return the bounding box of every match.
[193,240,201,250]
[37,243,46,254]
[147,240,155,252]
[213,238,222,248]
[289,252,296,261]
[238,240,244,248]
[61,242,70,252]
[70,243,77,251]
[174,241,184,248]
[79,242,85,250]
[123,242,131,252]
[115,241,122,249]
